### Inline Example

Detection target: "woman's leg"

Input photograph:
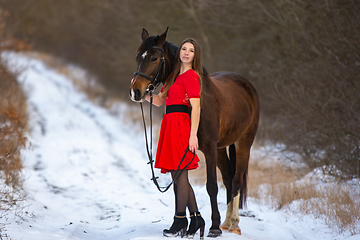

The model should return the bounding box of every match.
[171,170,205,238]
[171,170,198,213]
[188,185,198,212]
[163,170,192,237]
[173,182,178,213]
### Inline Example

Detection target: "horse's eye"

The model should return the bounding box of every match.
[151,57,157,62]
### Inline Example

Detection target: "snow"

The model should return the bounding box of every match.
[1,52,359,240]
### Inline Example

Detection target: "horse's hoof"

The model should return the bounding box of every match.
[207,229,222,238]
[229,228,241,235]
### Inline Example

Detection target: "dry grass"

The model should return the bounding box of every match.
[0,74,27,187]
[0,9,30,188]
[0,61,29,224]
[248,147,360,234]
[0,9,30,229]
[247,154,307,209]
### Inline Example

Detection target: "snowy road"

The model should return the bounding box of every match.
[2,53,357,240]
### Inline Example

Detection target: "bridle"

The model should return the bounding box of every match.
[134,46,165,94]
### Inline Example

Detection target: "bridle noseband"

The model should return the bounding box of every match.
[134,46,165,93]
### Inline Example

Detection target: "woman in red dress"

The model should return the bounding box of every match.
[144,38,205,238]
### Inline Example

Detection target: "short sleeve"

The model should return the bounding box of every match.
[183,70,200,99]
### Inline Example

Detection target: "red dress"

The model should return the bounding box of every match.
[155,69,201,173]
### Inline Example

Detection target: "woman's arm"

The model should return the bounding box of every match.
[144,93,166,107]
[189,98,200,153]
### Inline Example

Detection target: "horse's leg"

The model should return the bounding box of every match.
[204,144,222,238]
[228,191,241,235]
[216,147,234,231]
[228,140,251,235]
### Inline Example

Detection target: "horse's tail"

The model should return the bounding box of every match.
[229,143,248,209]
[229,143,236,176]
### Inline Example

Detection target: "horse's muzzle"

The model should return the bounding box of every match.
[129,87,143,102]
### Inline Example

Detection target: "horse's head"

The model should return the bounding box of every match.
[129,28,169,102]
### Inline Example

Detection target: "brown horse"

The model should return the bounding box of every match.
[129,28,260,237]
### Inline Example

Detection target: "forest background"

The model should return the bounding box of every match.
[0,0,359,181]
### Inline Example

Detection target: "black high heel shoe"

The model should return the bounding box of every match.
[163,212,188,238]
[187,212,205,239]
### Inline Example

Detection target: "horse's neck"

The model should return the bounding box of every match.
[166,43,178,64]
[162,42,178,82]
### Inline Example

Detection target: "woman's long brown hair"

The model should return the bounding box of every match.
[161,38,203,98]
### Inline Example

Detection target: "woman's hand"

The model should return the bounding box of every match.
[189,134,199,153]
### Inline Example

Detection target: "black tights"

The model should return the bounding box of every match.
[171,170,198,213]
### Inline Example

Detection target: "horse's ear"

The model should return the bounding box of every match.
[158,27,169,46]
[141,28,149,42]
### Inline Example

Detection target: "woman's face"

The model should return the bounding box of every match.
[180,42,195,65]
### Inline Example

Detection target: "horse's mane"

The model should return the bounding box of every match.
[202,67,210,79]
[136,37,153,53]
[164,41,178,60]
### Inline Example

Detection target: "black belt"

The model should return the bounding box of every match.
[166,105,190,115]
